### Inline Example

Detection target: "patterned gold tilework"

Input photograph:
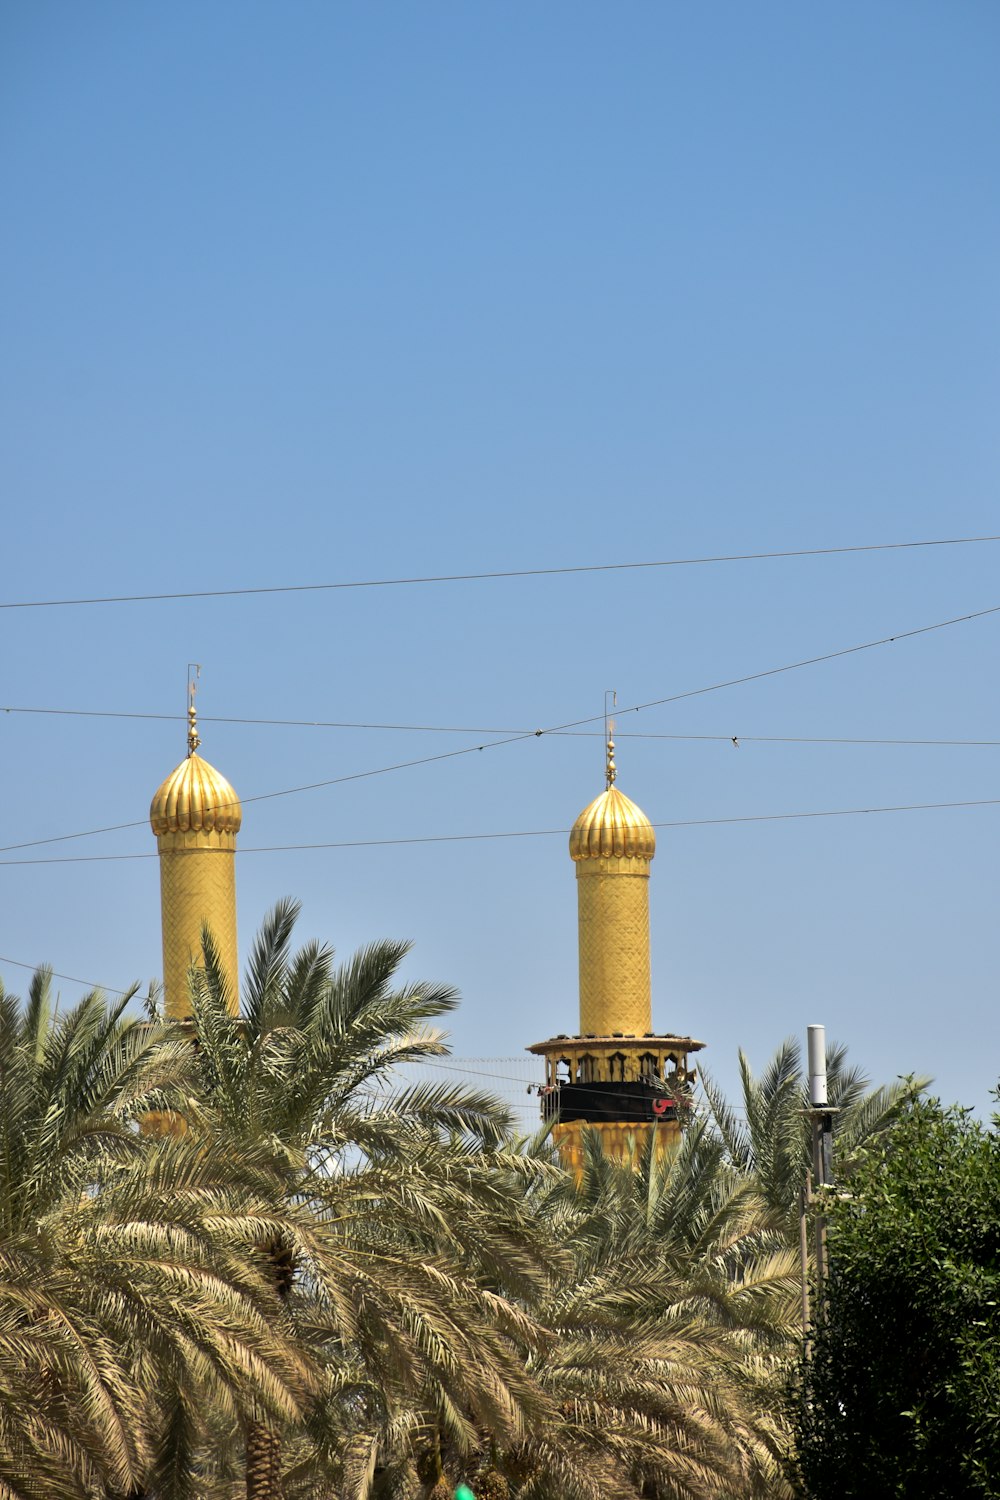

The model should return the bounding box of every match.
[576,859,652,1037]
[552,1118,680,1181]
[157,831,239,1018]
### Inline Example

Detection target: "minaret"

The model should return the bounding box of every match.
[573,730,655,1038]
[149,686,242,1018]
[528,729,704,1175]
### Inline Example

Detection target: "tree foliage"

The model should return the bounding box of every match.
[188,899,557,1500]
[0,969,312,1500]
[506,1123,802,1500]
[796,1095,1000,1499]
[0,914,931,1500]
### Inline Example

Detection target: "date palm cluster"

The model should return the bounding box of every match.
[0,901,922,1500]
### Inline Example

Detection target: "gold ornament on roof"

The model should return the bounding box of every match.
[187,702,200,756]
[569,785,656,861]
[187,662,201,755]
[150,754,242,837]
[150,666,241,836]
[571,702,655,861]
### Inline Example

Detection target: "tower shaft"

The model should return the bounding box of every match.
[157,828,239,1018]
[576,856,651,1036]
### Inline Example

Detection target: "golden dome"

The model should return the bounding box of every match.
[150,752,242,837]
[569,785,656,862]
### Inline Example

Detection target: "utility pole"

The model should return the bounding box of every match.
[807,1023,835,1315]
[798,1175,811,1342]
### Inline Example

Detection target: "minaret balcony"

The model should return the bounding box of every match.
[528,1030,705,1129]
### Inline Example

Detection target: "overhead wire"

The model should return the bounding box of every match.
[0,953,132,997]
[0,983,730,1112]
[5,546,993,1092]
[549,602,1000,730]
[0,953,687,1088]
[0,961,668,1103]
[2,597,997,858]
[0,739,521,855]
[1,533,998,610]
[0,958,808,1122]
[3,704,999,748]
[408,1057,750,1118]
[398,1057,547,1090]
[0,795,996,865]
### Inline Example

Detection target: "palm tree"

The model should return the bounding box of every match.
[187,899,557,1500]
[492,1122,802,1500]
[699,1039,931,1239]
[0,968,316,1500]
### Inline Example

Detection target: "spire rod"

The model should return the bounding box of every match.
[187,663,201,756]
[604,688,617,788]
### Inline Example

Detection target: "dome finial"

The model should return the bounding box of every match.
[604,688,617,789]
[187,663,201,757]
[570,694,654,863]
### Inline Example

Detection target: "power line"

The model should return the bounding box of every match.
[0,962,751,1124]
[234,796,1000,849]
[4,704,998,748]
[2,598,997,858]
[1,534,998,610]
[0,738,527,855]
[401,1057,545,1089]
[410,1058,751,1117]
[554,602,1000,729]
[0,988,726,1116]
[658,733,1000,748]
[0,953,132,997]
[0,970,727,1115]
[0,796,996,864]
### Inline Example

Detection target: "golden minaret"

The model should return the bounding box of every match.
[528,728,704,1175]
[571,731,655,1037]
[149,689,242,1018]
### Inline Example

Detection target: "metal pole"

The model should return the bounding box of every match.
[811,1112,826,1309]
[807,1024,833,1317]
[799,1172,811,1346]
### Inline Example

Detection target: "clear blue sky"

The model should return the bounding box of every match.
[1,2,998,1118]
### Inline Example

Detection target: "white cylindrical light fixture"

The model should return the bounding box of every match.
[807,1023,828,1107]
